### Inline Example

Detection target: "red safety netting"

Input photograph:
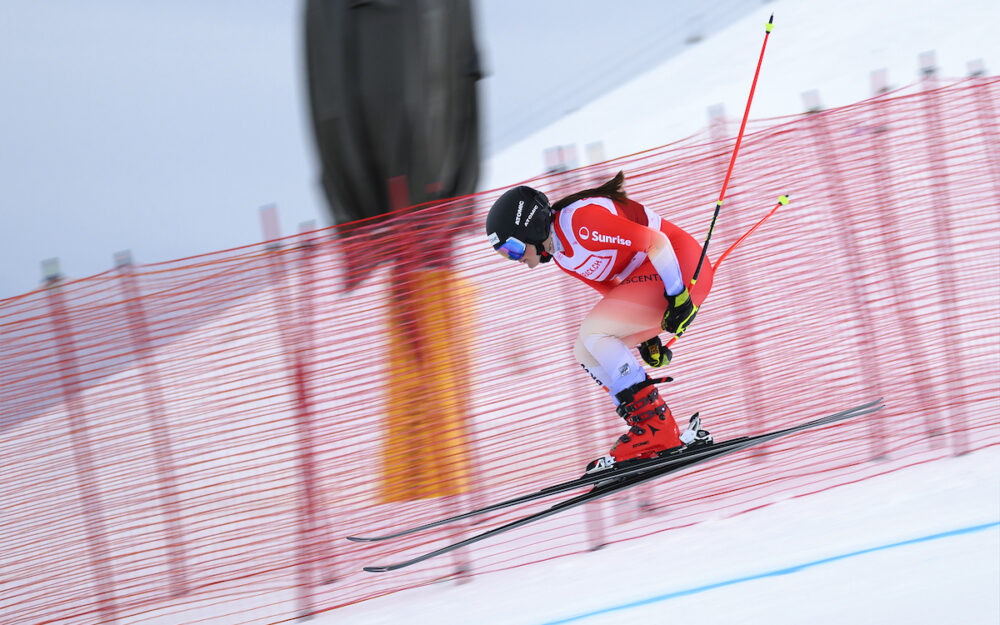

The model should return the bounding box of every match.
[1,75,998,625]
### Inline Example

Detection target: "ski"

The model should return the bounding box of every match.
[359,398,883,572]
[349,398,882,544]
[346,426,762,544]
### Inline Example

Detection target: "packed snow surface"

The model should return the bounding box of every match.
[323,447,1000,625]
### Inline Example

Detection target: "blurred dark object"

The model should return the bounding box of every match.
[305,1,482,508]
[305,0,482,227]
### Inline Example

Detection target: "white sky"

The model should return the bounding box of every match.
[0,0,757,300]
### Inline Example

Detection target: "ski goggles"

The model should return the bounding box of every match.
[497,237,527,261]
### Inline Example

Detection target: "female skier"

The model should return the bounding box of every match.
[486,171,714,470]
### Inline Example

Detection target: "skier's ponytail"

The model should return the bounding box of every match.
[551,170,628,212]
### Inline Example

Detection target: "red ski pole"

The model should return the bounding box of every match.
[663,194,788,351]
[712,194,790,272]
[690,13,775,287]
[664,15,777,352]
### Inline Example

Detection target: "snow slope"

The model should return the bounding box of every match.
[481,0,1000,190]
[323,447,1000,625]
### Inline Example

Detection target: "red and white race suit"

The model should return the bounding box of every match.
[551,195,715,404]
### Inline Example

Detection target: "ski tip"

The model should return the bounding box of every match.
[364,562,409,573]
[346,535,374,543]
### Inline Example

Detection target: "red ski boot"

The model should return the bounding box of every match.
[608,378,682,463]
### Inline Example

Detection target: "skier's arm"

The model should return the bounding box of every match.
[644,230,685,297]
[643,232,696,335]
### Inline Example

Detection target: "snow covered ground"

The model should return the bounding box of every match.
[322,447,1000,625]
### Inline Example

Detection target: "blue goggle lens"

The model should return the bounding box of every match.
[498,237,527,261]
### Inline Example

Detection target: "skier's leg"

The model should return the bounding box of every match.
[575,312,665,411]
[573,264,665,388]
[575,268,684,461]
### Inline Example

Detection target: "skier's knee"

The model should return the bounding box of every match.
[573,334,593,366]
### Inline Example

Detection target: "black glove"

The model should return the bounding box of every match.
[638,336,672,367]
[661,288,698,337]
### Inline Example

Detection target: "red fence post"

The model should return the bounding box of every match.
[801,91,889,461]
[966,61,1000,205]
[114,250,189,597]
[296,220,343,588]
[707,105,771,456]
[862,72,947,445]
[916,54,971,456]
[260,209,327,618]
[41,259,121,625]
